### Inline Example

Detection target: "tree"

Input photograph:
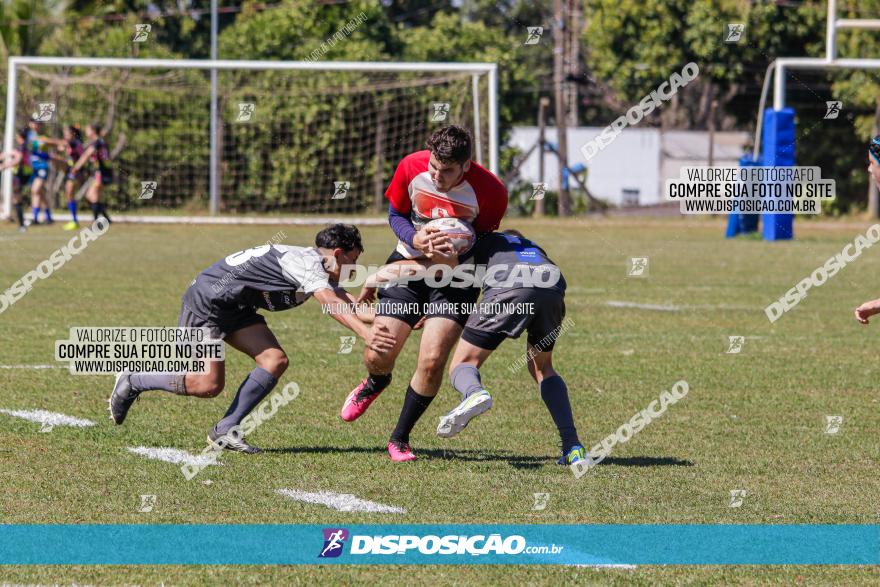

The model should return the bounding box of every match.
[584,0,824,129]
[400,11,544,139]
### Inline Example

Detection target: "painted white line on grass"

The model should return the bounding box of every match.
[606,301,758,312]
[0,408,95,427]
[606,300,680,312]
[276,489,405,514]
[127,446,222,468]
[570,564,638,569]
[0,364,62,369]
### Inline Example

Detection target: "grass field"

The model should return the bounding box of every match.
[1,217,879,585]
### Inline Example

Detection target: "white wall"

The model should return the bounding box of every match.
[509,126,748,206]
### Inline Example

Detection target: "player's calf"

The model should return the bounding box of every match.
[529,348,583,460]
[182,371,224,398]
[342,316,410,422]
[437,344,495,437]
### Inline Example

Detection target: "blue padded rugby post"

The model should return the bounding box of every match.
[726,154,761,238]
[760,108,795,241]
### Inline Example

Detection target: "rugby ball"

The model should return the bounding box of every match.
[426,217,476,255]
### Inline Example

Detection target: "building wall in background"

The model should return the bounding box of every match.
[509,127,749,206]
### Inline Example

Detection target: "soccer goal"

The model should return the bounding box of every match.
[1,57,498,224]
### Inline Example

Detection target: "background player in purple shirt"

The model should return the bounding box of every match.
[70,123,112,223]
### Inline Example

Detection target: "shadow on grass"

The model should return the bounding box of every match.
[599,455,693,467]
[265,445,693,469]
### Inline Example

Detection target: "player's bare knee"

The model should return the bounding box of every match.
[257,349,288,377]
[418,353,447,383]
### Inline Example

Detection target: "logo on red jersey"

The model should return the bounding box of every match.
[412,190,476,222]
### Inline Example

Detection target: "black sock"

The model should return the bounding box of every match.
[14,203,23,227]
[90,202,100,220]
[390,385,434,444]
[99,203,111,223]
[361,373,391,398]
[540,375,581,453]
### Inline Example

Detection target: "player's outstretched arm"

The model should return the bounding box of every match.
[356,254,459,304]
[332,287,376,324]
[39,136,65,147]
[312,287,396,352]
[855,298,880,324]
[71,145,95,173]
[0,150,21,170]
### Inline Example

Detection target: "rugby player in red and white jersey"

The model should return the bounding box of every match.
[339,125,508,461]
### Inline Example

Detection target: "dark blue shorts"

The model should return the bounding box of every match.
[177,300,266,340]
[462,288,566,351]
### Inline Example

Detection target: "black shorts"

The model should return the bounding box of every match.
[461,288,566,351]
[96,169,113,185]
[177,300,265,340]
[376,251,480,328]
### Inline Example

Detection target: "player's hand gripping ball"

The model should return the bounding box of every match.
[425,217,476,255]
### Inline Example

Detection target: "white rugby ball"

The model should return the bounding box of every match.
[425,217,476,255]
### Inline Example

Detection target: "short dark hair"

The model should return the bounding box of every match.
[315,223,363,252]
[426,125,472,165]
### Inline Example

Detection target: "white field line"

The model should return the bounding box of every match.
[570,564,638,569]
[0,364,62,369]
[605,300,759,312]
[606,300,680,312]
[127,446,222,468]
[36,212,388,226]
[276,488,405,514]
[0,408,95,427]
[0,584,101,587]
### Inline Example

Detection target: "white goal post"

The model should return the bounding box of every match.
[771,0,880,110]
[2,57,498,223]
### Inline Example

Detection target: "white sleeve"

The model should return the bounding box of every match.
[280,249,331,294]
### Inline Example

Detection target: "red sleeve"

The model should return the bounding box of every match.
[384,151,429,214]
[469,164,508,233]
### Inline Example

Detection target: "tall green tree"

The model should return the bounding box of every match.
[585,0,824,129]
[0,0,64,59]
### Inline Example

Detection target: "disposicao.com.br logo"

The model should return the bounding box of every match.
[319,529,563,557]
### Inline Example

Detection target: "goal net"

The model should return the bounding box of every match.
[2,58,497,222]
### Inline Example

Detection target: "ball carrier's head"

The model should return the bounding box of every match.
[426,125,472,193]
[314,223,363,283]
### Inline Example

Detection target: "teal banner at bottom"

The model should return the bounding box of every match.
[1,524,877,565]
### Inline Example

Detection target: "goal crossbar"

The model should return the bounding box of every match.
[773,0,880,110]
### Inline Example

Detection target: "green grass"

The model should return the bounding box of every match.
[1,217,879,585]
